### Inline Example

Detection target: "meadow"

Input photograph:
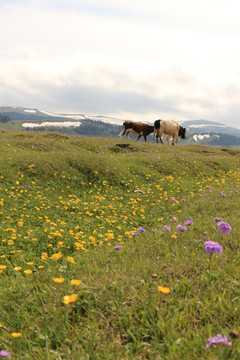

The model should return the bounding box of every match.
[0,130,239,359]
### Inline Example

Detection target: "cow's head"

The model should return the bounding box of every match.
[179,126,186,139]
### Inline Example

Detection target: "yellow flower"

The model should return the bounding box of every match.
[67,256,75,264]
[53,277,65,284]
[38,265,44,269]
[171,234,177,239]
[0,265,7,270]
[158,286,171,294]
[158,218,163,222]
[11,332,22,338]
[18,221,23,227]
[41,252,48,260]
[70,279,81,286]
[14,266,22,271]
[24,269,32,275]
[63,294,78,305]
[27,262,34,265]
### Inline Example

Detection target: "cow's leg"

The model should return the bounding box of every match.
[136,134,141,141]
[144,135,147,142]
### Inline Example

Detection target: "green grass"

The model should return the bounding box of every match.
[0,130,240,359]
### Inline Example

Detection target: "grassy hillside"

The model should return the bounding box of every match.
[0,130,240,359]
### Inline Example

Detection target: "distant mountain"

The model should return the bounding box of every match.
[0,106,240,147]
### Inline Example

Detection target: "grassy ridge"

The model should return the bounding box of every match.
[0,131,240,359]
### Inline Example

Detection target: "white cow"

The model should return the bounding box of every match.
[154,119,186,145]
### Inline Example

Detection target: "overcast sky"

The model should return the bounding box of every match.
[1,0,240,128]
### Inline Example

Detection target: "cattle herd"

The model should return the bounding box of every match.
[119,119,186,145]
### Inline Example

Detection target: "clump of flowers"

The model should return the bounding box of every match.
[137,227,145,233]
[205,334,232,349]
[217,221,231,235]
[164,226,171,232]
[177,225,187,231]
[204,241,223,254]
[0,350,10,357]
[184,220,194,226]
[158,286,171,294]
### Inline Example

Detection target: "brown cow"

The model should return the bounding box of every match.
[154,119,186,145]
[119,121,154,142]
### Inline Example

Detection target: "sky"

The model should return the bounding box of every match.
[1,0,240,128]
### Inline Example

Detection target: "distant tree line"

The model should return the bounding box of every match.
[74,120,122,138]
[0,115,10,123]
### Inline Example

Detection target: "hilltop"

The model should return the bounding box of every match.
[0,106,240,147]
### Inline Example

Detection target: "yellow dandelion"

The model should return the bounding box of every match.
[63,294,78,305]
[53,277,65,284]
[18,221,23,227]
[0,265,7,270]
[27,262,34,265]
[24,269,32,275]
[38,265,44,269]
[158,286,171,294]
[171,234,177,239]
[70,279,81,286]
[14,266,22,271]
[67,256,75,264]
[11,332,22,338]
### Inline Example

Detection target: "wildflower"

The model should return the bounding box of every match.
[13,266,22,271]
[0,265,7,270]
[114,245,121,250]
[63,294,78,305]
[0,350,10,357]
[53,278,65,284]
[184,220,194,226]
[151,229,157,232]
[11,332,22,338]
[181,199,186,202]
[217,221,231,235]
[130,232,137,236]
[67,256,75,264]
[171,234,177,239]
[205,334,232,349]
[164,226,171,232]
[214,217,221,222]
[158,286,171,294]
[177,225,187,231]
[170,199,177,202]
[137,227,145,233]
[220,192,226,197]
[24,270,32,275]
[70,279,82,286]
[170,218,178,222]
[204,241,223,254]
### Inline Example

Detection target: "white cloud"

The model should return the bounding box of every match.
[0,1,240,128]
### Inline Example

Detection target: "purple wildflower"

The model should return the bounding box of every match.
[177,225,187,231]
[170,218,178,223]
[114,245,121,250]
[204,241,223,254]
[184,220,194,226]
[217,221,231,235]
[130,232,137,236]
[0,351,10,357]
[205,334,232,349]
[137,227,145,233]
[214,217,221,222]
[221,192,226,197]
[151,229,157,232]
[181,199,186,202]
[171,199,177,202]
[164,226,171,232]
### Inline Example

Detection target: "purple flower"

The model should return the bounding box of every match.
[171,198,177,202]
[170,218,178,223]
[214,217,221,222]
[0,351,10,357]
[151,229,157,232]
[221,192,226,197]
[184,220,194,226]
[217,221,231,235]
[204,241,223,254]
[114,245,121,250]
[181,199,186,202]
[164,226,171,232]
[205,334,232,349]
[130,232,137,236]
[177,225,187,231]
[137,227,145,233]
